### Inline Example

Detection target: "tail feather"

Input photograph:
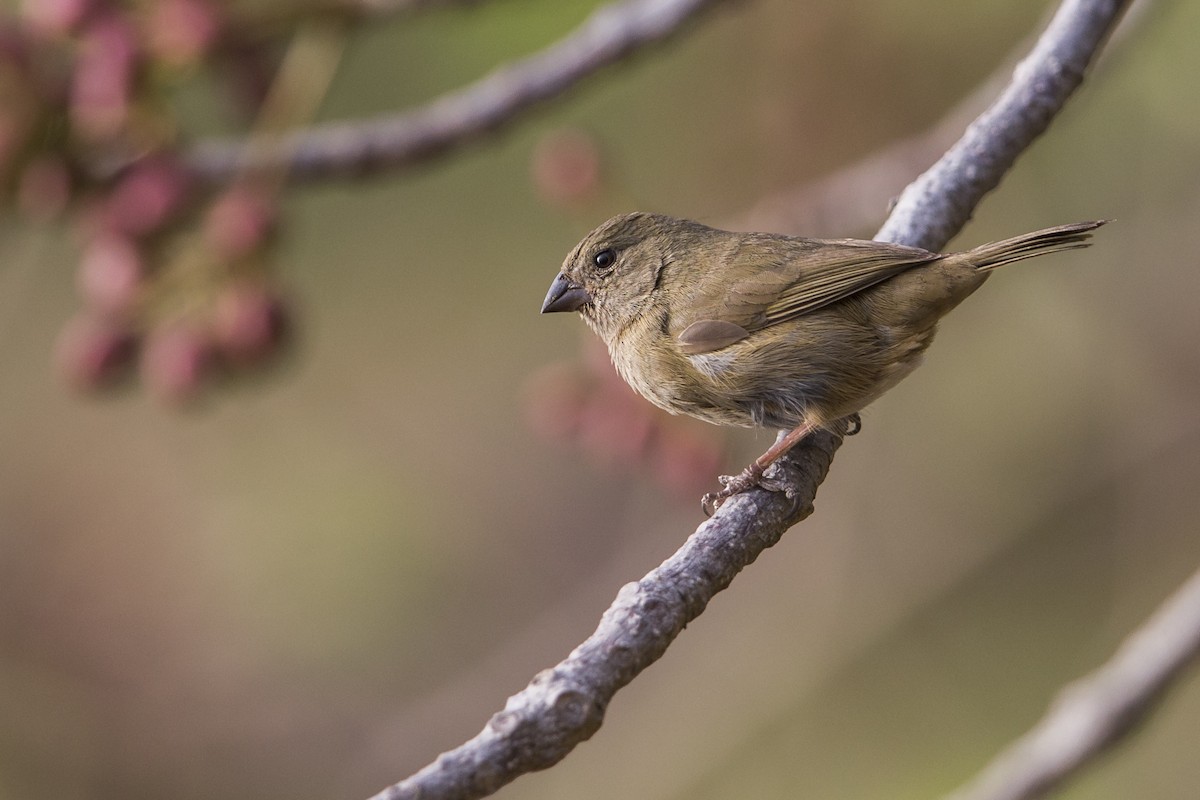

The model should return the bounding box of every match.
[965,220,1108,271]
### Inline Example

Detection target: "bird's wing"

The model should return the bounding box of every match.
[674,237,939,355]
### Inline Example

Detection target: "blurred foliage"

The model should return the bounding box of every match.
[1,1,1199,799]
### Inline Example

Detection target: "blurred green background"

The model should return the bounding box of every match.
[2,0,1199,798]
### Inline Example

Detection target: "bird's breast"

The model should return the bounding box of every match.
[607,326,780,428]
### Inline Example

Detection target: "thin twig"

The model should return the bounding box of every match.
[184,0,733,182]
[943,565,1200,800]
[362,2,1131,799]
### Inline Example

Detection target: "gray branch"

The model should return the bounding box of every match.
[731,0,1146,239]
[368,432,842,800]
[875,0,1129,249]
[362,2,1133,799]
[943,565,1200,800]
[184,0,732,182]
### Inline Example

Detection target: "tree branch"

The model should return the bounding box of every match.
[731,0,1146,238]
[943,565,1200,800]
[363,2,1132,799]
[183,0,733,182]
[876,0,1129,249]
[368,431,842,800]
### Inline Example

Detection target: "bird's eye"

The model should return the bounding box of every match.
[593,249,616,270]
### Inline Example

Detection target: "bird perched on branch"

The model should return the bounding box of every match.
[541,213,1105,514]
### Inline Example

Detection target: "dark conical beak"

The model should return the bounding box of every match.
[541,273,591,313]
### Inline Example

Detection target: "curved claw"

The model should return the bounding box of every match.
[700,467,783,516]
[702,472,748,516]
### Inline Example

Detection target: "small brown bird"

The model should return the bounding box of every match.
[541,213,1105,513]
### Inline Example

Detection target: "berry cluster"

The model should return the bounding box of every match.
[2,0,287,404]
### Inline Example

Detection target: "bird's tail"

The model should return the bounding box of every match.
[965,220,1108,271]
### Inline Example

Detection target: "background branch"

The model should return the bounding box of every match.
[364,1,1131,799]
[944,564,1200,800]
[184,0,732,182]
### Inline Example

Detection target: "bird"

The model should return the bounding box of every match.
[541,212,1105,514]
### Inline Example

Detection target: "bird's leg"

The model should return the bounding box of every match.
[700,413,864,515]
[702,422,816,516]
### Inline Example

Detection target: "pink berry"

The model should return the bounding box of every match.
[76,233,142,315]
[145,0,223,67]
[652,426,724,497]
[22,0,98,38]
[212,283,287,364]
[578,380,655,466]
[141,325,213,405]
[103,155,191,237]
[204,186,276,261]
[523,362,588,441]
[531,129,602,208]
[55,313,136,391]
[69,13,140,141]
